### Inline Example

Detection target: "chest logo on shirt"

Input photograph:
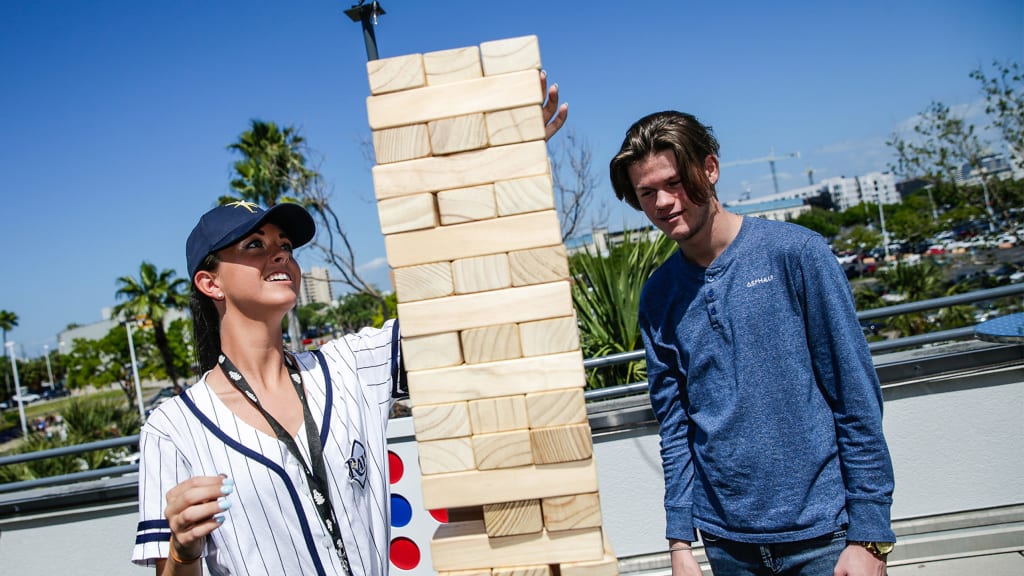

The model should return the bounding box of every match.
[346,440,367,489]
[746,274,775,288]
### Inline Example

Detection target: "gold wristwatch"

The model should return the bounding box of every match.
[851,541,894,560]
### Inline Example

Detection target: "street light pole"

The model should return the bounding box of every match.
[345,1,385,61]
[5,341,29,437]
[125,321,146,421]
[43,344,55,390]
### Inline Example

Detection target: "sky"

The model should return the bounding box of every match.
[1,0,1021,358]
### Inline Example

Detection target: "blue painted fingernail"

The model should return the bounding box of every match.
[214,514,226,523]
[218,497,232,510]
[221,481,234,495]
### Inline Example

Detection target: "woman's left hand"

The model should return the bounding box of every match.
[540,70,568,140]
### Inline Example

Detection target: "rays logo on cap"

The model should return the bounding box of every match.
[225,200,259,212]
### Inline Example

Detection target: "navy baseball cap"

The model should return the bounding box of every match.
[186,201,316,281]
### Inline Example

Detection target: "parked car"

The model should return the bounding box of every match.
[11,392,41,403]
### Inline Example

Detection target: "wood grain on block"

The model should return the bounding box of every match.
[480,35,542,76]
[401,332,463,371]
[393,262,453,303]
[486,105,546,146]
[519,316,580,357]
[526,388,587,428]
[460,323,521,364]
[495,173,554,216]
[397,280,572,337]
[418,437,476,475]
[509,245,569,286]
[493,566,552,576]
[438,570,491,576]
[437,184,496,225]
[424,46,482,85]
[411,402,471,441]
[530,423,593,465]
[468,395,528,434]
[473,429,532,469]
[421,458,598,509]
[407,350,585,405]
[542,492,602,532]
[371,124,431,165]
[367,69,541,130]
[386,210,561,268]
[367,53,425,95]
[559,553,620,576]
[377,193,437,235]
[372,139,548,200]
[429,114,488,155]
[482,499,542,537]
[430,520,603,571]
[452,253,511,294]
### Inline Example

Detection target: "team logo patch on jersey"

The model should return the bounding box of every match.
[346,440,367,489]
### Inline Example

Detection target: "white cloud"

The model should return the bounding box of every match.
[357,256,389,272]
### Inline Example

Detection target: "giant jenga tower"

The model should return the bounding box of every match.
[365,35,618,576]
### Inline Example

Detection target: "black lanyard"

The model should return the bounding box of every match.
[218,352,352,575]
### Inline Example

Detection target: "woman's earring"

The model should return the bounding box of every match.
[216,292,224,300]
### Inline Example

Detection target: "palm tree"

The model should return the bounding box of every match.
[113,262,190,387]
[571,230,677,389]
[0,309,17,349]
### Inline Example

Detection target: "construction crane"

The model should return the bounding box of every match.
[720,147,800,195]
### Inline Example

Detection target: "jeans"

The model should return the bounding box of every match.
[702,529,848,576]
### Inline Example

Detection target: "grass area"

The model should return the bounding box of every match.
[1,389,134,432]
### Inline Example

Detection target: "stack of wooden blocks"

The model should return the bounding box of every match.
[364,35,619,576]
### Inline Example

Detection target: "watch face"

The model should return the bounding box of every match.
[875,542,895,555]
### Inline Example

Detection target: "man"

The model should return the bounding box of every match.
[609,111,895,576]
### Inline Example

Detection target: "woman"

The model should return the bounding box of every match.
[132,200,403,576]
[131,75,567,576]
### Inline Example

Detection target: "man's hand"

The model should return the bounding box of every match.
[834,544,886,576]
[671,547,704,576]
[540,70,568,141]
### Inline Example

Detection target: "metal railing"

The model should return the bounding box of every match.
[2,283,1022,495]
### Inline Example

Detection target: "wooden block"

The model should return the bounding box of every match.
[367,69,542,130]
[473,429,533,469]
[542,492,602,532]
[372,124,431,164]
[386,210,560,268]
[401,332,463,371]
[429,113,488,155]
[483,499,542,537]
[461,323,521,364]
[486,106,546,146]
[418,437,476,475]
[530,423,593,464]
[397,281,572,337]
[526,388,587,428]
[393,262,453,303]
[437,184,496,225]
[411,402,471,441]
[377,193,437,235]
[495,174,555,216]
[424,46,482,85]
[452,253,511,294]
[373,140,549,200]
[559,553,619,576]
[519,316,579,357]
[468,395,528,434]
[480,36,542,76]
[493,567,551,576]
[408,351,585,406]
[367,53,425,95]
[509,245,570,286]
[430,520,603,571]
[421,458,598,509]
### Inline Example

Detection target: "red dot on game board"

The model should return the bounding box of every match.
[389,537,420,570]
[388,451,404,484]
[428,508,449,523]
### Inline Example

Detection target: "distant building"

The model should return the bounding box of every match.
[300,267,334,306]
[57,307,188,355]
[726,197,810,221]
[726,172,900,212]
[565,226,660,257]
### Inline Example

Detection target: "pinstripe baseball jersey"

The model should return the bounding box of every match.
[132,320,404,575]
